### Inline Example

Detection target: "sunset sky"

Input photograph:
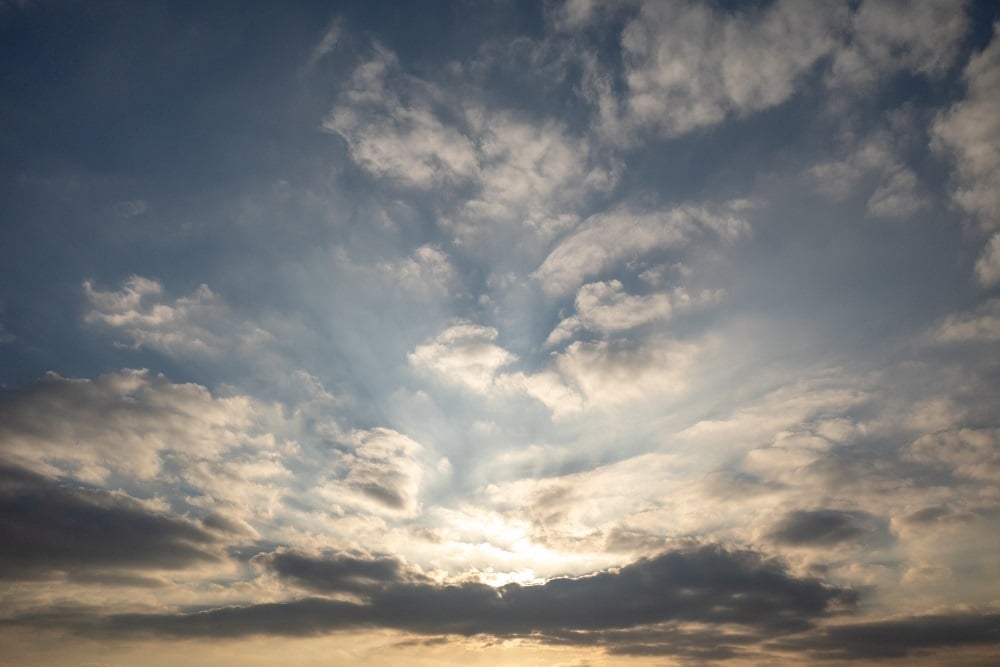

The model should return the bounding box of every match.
[2,1,999,665]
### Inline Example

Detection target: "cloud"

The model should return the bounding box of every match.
[324,46,478,189]
[975,233,1000,286]
[0,368,267,483]
[932,21,1000,235]
[18,544,855,649]
[326,47,616,245]
[828,0,969,89]
[533,205,748,297]
[447,114,616,245]
[0,464,223,580]
[774,612,1000,660]
[300,18,341,78]
[321,427,426,516]
[252,548,426,594]
[408,323,517,393]
[931,299,1000,344]
[519,336,700,417]
[765,509,888,548]
[866,168,926,219]
[905,428,1000,481]
[811,126,927,219]
[409,319,701,417]
[546,280,720,346]
[613,0,844,140]
[83,276,272,358]
[378,245,458,296]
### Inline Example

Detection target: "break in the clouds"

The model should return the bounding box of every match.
[2,2,1000,666]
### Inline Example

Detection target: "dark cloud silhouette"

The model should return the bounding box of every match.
[766,509,887,547]
[542,624,764,661]
[773,612,1000,660]
[253,548,426,593]
[0,465,221,579]
[5,544,855,657]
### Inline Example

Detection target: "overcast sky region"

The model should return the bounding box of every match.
[2,1,1000,665]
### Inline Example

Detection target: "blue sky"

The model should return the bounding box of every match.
[2,1,999,665]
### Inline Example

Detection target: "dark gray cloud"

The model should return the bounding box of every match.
[252,548,426,594]
[0,464,221,579]
[766,509,888,547]
[773,612,1000,660]
[6,544,855,656]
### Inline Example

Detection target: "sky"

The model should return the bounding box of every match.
[1,0,1000,665]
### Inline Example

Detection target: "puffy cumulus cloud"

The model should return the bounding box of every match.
[534,205,748,297]
[83,275,272,358]
[378,244,458,296]
[811,133,897,200]
[932,22,1000,284]
[0,369,267,483]
[975,233,1000,287]
[828,0,969,89]
[0,464,228,580]
[930,298,1000,344]
[408,323,517,393]
[520,336,701,418]
[324,46,478,189]
[326,46,616,248]
[321,428,426,517]
[905,428,1000,482]
[409,320,703,418]
[865,168,926,219]
[447,114,617,245]
[546,280,720,346]
[810,125,927,219]
[17,544,856,654]
[614,0,845,140]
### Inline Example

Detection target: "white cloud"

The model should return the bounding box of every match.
[517,336,701,418]
[300,18,341,78]
[321,427,426,517]
[0,369,266,483]
[448,114,617,245]
[408,323,518,393]
[931,298,1000,343]
[905,428,1000,481]
[811,126,926,219]
[932,22,1000,232]
[326,46,616,248]
[378,244,458,296]
[533,205,748,297]
[324,41,619,251]
[866,168,926,219]
[545,280,720,346]
[810,137,895,200]
[409,320,701,418]
[975,234,1000,286]
[615,0,845,140]
[828,0,969,88]
[83,276,272,358]
[324,46,479,189]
